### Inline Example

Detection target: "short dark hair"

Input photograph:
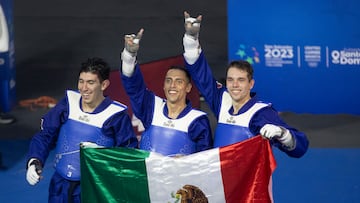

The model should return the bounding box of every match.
[79,57,110,83]
[168,65,192,83]
[226,60,254,81]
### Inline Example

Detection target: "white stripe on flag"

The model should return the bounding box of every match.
[145,148,226,202]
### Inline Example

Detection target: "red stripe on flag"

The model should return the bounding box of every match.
[219,136,276,203]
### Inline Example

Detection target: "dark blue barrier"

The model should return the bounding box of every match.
[0,0,15,113]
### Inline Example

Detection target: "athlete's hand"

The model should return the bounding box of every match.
[124,28,144,57]
[184,11,202,40]
[80,142,104,149]
[260,124,284,140]
[121,29,143,76]
[260,124,295,149]
[26,158,43,185]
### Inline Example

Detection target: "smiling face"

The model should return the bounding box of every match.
[226,66,254,105]
[78,72,109,111]
[163,68,192,105]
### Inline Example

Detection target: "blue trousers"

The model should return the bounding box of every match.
[48,172,81,203]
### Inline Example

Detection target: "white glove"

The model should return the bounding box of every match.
[121,28,144,77]
[260,124,295,149]
[183,11,202,65]
[80,141,104,149]
[184,11,202,40]
[26,158,42,186]
[124,28,144,57]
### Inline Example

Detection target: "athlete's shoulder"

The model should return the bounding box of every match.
[111,100,128,109]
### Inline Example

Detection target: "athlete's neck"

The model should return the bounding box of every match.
[232,97,250,115]
[82,97,105,113]
[167,102,186,119]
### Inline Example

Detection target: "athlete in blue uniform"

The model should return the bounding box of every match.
[121,29,213,157]
[25,57,138,203]
[182,12,308,158]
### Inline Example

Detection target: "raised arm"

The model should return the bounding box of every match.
[182,11,225,117]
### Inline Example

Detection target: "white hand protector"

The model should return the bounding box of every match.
[121,28,144,77]
[124,28,144,56]
[183,11,202,64]
[26,158,42,186]
[260,124,295,149]
[184,11,202,40]
[80,141,104,149]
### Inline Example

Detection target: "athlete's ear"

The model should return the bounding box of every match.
[101,79,110,91]
[250,79,255,90]
[186,82,192,93]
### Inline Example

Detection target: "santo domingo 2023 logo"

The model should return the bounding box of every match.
[235,44,260,65]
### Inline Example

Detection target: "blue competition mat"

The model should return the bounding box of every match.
[273,148,360,203]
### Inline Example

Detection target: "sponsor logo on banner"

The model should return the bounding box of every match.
[330,48,360,66]
[304,46,321,68]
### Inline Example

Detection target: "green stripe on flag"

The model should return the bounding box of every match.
[80,147,151,203]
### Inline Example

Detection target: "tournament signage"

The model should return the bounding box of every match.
[228,0,360,114]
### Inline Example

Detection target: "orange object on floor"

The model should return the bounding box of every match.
[19,96,57,111]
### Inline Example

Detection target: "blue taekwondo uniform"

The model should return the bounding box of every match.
[185,52,309,158]
[121,64,213,156]
[26,90,138,203]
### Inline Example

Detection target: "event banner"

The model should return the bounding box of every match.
[228,0,360,114]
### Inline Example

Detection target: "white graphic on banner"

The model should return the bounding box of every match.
[331,48,360,66]
[240,44,360,68]
[264,45,294,67]
[304,46,321,68]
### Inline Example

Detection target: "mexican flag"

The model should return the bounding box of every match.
[80,136,276,203]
